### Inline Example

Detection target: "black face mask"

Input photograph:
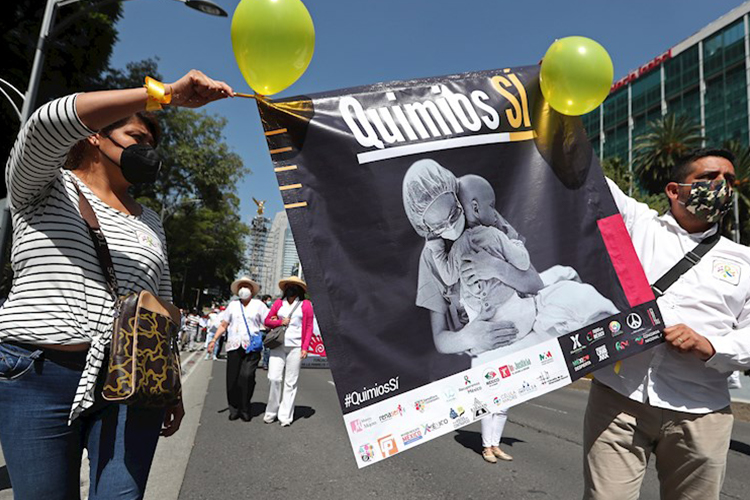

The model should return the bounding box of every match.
[284,286,303,299]
[102,135,162,185]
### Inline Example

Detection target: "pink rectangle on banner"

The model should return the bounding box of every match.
[598,215,655,307]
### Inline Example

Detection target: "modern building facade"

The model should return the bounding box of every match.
[583,1,750,164]
[259,211,301,296]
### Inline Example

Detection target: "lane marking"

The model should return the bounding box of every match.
[529,403,568,415]
[181,351,203,384]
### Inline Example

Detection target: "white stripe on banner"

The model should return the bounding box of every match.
[356,130,536,164]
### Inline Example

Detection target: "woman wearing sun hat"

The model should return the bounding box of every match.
[263,276,314,426]
[208,276,268,421]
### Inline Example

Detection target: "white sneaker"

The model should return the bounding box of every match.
[280,421,292,427]
[263,415,276,424]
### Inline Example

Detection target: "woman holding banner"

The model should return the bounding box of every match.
[0,70,232,498]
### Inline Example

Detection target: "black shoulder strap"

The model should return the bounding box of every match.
[651,231,721,298]
[73,182,119,299]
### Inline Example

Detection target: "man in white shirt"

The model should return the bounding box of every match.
[207,277,269,422]
[584,149,750,500]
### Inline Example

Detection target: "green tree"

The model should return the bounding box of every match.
[723,139,750,244]
[1,0,123,198]
[633,114,703,194]
[601,156,671,216]
[103,60,251,307]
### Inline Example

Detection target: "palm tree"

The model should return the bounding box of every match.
[723,140,750,243]
[633,114,703,194]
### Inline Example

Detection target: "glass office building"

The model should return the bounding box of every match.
[583,1,750,163]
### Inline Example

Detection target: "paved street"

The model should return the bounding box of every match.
[2,358,750,499]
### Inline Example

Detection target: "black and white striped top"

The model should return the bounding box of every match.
[0,94,172,422]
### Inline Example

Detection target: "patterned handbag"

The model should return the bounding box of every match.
[75,183,182,408]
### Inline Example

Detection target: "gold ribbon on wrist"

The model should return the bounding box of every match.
[144,76,172,111]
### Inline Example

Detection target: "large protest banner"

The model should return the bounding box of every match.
[256,65,664,468]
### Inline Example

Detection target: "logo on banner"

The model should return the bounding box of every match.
[586,327,605,343]
[572,354,592,372]
[537,370,566,386]
[378,435,398,457]
[634,336,644,345]
[609,321,622,336]
[713,259,741,285]
[539,351,555,365]
[450,407,471,428]
[626,313,642,330]
[500,390,518,403]
[642,329,662,343]
[595,345,610,362]
[349,417,376,433]
[499,358,532,379]
[518,380,538,396]
[359,444,375,462]
[401,428,423,446]
[443,387,457,401]
[472,398,490,419]
[484,369,501,387]
[414,395,440,413]
[459,376,482,394]
[422,419,449,434]
[570,334,584,353]
[615,340,630,351]
[379,404,406,423]
[647,308,661,326]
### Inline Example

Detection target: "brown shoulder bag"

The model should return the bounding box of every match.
[75,184,182,408]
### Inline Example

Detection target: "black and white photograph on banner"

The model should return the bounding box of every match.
[256,64,665,467]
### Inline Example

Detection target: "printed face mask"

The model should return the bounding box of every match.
[102,135,162,185]
[238,287,252,300]
[678,179,733,224]
[422,191,465,241]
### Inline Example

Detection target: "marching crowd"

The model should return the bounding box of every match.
[181,276,315,426]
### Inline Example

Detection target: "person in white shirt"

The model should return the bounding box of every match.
[207,277,269,422]
[204,308,222,360]
[263,277,315,427]
[584,148,750,500]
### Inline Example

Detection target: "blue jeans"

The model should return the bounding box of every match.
[0,342,165,500]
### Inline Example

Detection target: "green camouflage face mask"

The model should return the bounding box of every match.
[678,179,733,224]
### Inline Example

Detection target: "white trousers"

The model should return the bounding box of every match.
[265,346,302,424]
[481,410,508,448]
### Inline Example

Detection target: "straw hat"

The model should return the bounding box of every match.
[278,276,307,293]
[230,276,260,296]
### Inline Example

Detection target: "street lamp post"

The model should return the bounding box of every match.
[0,0,227,275]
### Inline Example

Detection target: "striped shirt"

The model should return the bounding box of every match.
[0,94,172,422]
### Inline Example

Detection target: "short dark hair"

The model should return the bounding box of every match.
[65,112,161,170]
[670,148,735,183]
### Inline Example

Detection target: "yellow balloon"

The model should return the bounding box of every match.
[540,36,614,116]
[231,0,315,96]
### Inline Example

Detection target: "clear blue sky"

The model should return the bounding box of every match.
[110,0,747,228]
